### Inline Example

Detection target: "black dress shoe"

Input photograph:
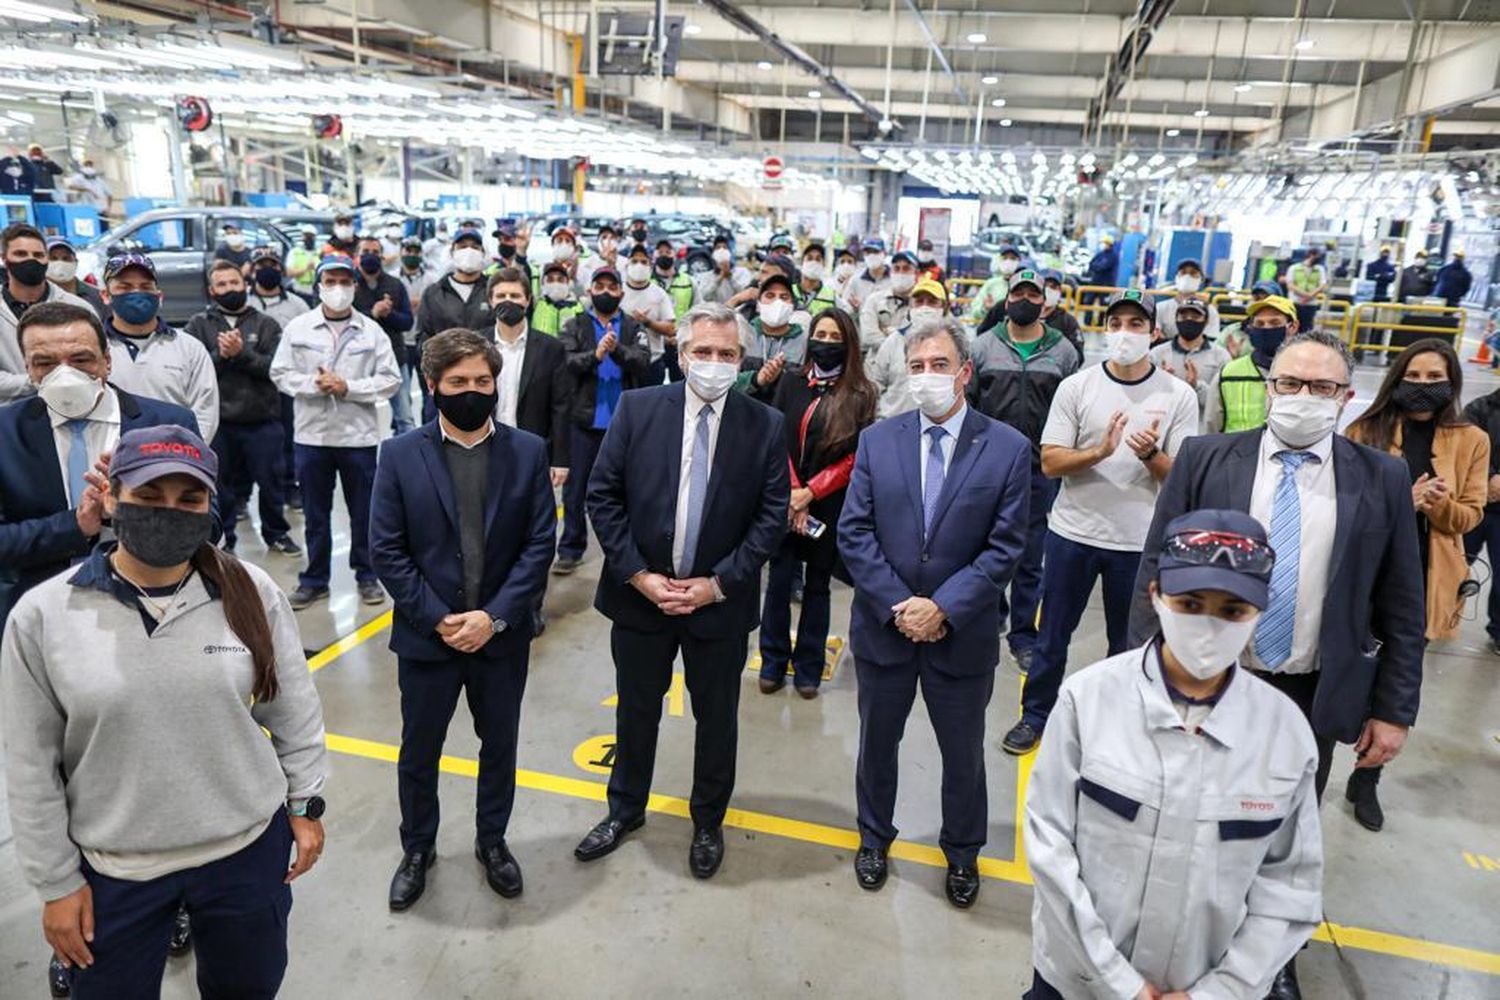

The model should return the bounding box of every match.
[475,840,523,898]
[389,849,436,912]
[945,864,981,909]
[48,955,70,997]
[1346,767,1385,832]
[1001,720,1041,756]
[689,825,725,879]
[853,846,888,891]
[1265,959,1302,1000]
[574,816,645,861]
[167,905,191,956]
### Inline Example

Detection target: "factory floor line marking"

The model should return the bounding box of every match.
[305,616,1500,977]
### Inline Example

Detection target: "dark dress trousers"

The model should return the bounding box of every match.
[586,382,789,829]
[837,407,1031,865]
[369,419,557,853]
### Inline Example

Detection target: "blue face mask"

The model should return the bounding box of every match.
[111,290,160,326]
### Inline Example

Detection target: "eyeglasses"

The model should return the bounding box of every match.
[1163,530,1276,575]
[1266,376,1348,399]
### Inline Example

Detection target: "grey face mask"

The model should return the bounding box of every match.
[113,502,213,567]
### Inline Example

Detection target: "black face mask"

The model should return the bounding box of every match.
[808,339,845,371]
[498,243,517,260]
[493,300,527,327]
[1393,380,1453,415]
[253,266,282,290]
[1177,319,1206,340]
[359,252,383,275]
[592,292,622,316]
[113,502,213,568]
[631,228,648,242]
[1249,326,1288,361]
[434,388,497,432]
[655,256,675,273]
[213,290,248,313]
[1005,298,1043,327]
[9,258,48,287]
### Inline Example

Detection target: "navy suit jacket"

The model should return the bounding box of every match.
[838,407,1032,676]
[1127,429,1426,742]
[587,382,789,638]
[369,419,556,661]
[0,387,198,624]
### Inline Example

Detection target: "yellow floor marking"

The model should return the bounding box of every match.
[310,618,1500,977]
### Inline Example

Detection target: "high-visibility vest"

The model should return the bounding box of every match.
[804,281,839,316]
[1219,353,1268,432]
[663,273,695,317]
[532,298,583,337]
[1288,262,1322,295]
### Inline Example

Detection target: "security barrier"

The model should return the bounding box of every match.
[1072,285,1177,333]
[1346,301,1468,354]
[947,277,988,315]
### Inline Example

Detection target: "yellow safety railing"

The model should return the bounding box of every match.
[1073,285,1177,333]
[947,277,988,315]
[1346,301,1469,354]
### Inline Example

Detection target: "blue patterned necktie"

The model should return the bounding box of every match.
[1254,450,1316,669]
[922,424,947,537]
[677,404,714,577]
[66,419,90,507]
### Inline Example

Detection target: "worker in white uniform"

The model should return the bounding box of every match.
[1024,508,1323,1000]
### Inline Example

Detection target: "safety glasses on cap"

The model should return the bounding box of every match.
[1163,530,1276,575]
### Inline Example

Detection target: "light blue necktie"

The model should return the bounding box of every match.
[677,405,714,577]
[65,419,90,507]
[1254,450,1316,669]
[922,424,947,537]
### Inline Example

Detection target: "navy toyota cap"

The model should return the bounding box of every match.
[110,425,218,492]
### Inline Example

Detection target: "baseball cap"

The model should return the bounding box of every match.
[1104,288,1155,323]
[590,266,622,286]
[1245,295,1296,322]
[315,253,357,278]
[1453,248,1466,258]
[452,227,485,247]
[250,245,282,264]
[997,243,1019,257]
[1250,280,1282,297]
[626,242,651,260]
[1175,294,1209,317]
[890,250,919,268]
[109,425,219,493]
[768,233,795,251]
[1040,268,1064,286]
[103,252,156,282]
[1008,268,1044,294]
[400,237,423,251]
[493,221,518,239]
[1157,509,1275,610]
[552,227,578,243]
[1176,257,1203,273]
[1100,234,1115,244]
[912,276,947,301]
[758,272,796,298]
[45,236,75,253]
[862,238,886,253]
[543,260,571,279]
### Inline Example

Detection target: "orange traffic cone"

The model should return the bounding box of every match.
[1470,339,1493,365]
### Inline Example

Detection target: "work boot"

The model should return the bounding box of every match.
[1345,767,1384,832]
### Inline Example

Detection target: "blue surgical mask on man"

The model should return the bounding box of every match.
[111,291,160,326]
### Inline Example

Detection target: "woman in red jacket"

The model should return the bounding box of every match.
[759,307,877,698]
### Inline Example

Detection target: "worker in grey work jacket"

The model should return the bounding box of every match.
[1023,508,1323,1000]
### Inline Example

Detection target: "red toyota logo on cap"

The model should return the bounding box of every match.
[139,442,202,459]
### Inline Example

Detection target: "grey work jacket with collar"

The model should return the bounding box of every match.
[1024,643,1323,1000]
[0,282,91,402]
[269,307,400,448]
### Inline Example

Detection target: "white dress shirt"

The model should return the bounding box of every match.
[671,386,727,574]
[50,387,121,505]
[495,324,528,429]
[918,402,967,499]
[1246,428,1338,675]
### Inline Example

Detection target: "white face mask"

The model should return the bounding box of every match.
[834,261,856,281]
[759,298,794,328]
[542,281,572,303]
[865,253,886,271]
[998,258,1019,276]
[36,363,104,420]
[224,233,245,250]
[451,247,486,274]
[1266,392,1342,449]
[318,283,355,313]
[1044,287,1061,309]
[917,251,934,264]
[1105,330,1152,365]
[1152,593,1259,681]
[712,247,732,266]
[333,224,354,241]
[1176,273,1202,293]
[890,272,917,296]
[908,372,959,418]
[625,262,651,284]
[686,359,738,402]
[801,260,825,282]
[909,306,944,330]
[47,259,77,283]
[552,242,576,262]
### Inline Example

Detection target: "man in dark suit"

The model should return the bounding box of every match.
[573,302,788,879]
[838,319,1031,909]
[369,329,557,913]
[0,300,199,998]
[484,267,570,481]
[1126,331,1425,1000]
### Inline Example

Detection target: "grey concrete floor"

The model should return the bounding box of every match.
[3,367,1500,1000]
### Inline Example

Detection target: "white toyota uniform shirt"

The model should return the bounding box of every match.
[621,281,676,361]
[1041,362,1200,551]
[106,325,221,444]
[1244,429,1337,675]
[49,386,121,505]
[672,387,727,574]
[268,308,400,448]
[495,326,528,429]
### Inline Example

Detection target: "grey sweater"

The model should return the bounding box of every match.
[1,548,328,901]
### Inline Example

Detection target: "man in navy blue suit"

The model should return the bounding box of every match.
[573,302,789,880]
[838,319,1031,909]
[369,329,557,913]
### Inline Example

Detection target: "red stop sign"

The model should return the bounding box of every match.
[763,155,785,181]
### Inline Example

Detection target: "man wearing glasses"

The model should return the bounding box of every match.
[1128,330,1425,1000]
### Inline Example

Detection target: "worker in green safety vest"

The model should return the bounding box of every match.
[797,241,839,318]
[531,259,584,337]
[1286,247,1328,335]
[652,239,697,318]
[285,224,319,292]
[967,243,1022,322]
[1203,295,1299,433]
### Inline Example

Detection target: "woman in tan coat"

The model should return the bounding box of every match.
[1345,337,1488,831]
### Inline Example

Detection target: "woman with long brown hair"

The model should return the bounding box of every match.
[1344,338,1488,831]
[759,307,877,698]
[1,425,328,998]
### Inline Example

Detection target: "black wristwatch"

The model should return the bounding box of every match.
[1138,445,1160,462]
[289,795,326,820]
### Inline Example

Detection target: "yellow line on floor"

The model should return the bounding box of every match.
[307,612,392,672]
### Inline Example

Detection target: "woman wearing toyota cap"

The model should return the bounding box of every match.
[2,424,329,998]
[1024,509,1323,1000]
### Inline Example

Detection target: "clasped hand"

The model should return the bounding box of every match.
[632,572,715,615]
[436,610,493,653]
[893,596,946,642]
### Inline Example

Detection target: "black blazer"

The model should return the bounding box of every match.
[586,382,789,638]
[369,420,556,661]
[1127,429,1426,742]
[559,311,652,431]
[512,332,571,469]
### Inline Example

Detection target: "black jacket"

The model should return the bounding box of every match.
[185,305,283,425]
[1464,390,1500,511]
[559,311,653,431]
[415,273,494,349]
[353,270,413,360]
[512,332,572,468]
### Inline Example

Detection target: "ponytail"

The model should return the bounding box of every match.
[192,544,279,702]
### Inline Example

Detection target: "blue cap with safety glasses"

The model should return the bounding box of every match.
[315,253,357,277]
[1158,509,1274,610]
[103,252,156,282]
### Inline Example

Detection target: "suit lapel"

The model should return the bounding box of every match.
[416,425,460,530]
[1224,431,1263,511]
[482,424,508,532]
[517,336,540,408]
[1327,436,1364,585]
[19,398,67,509]
[896,411,924,529]
[703,388,735,519]
[927,409,988,537]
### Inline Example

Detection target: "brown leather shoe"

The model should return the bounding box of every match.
[758,676,785,694]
